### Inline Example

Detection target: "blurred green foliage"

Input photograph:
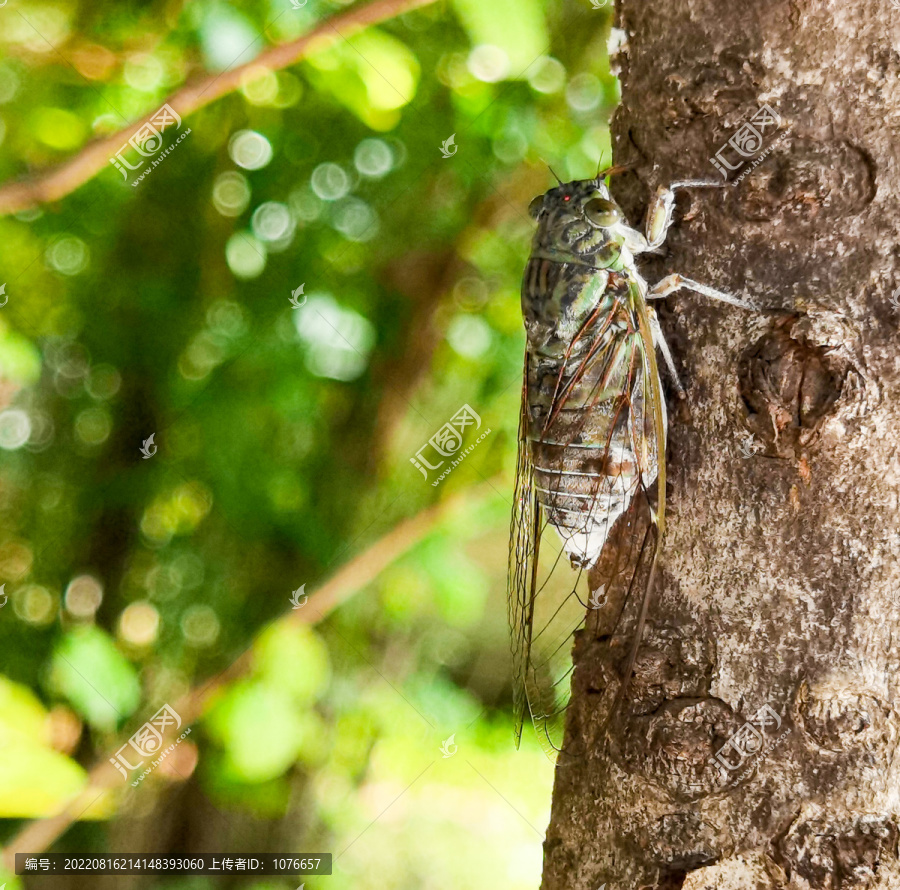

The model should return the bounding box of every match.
[0,0,619,886]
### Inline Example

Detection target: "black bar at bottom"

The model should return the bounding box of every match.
[15,854,332,875]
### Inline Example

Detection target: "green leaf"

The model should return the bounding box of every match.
[29,107,88,151]
[451,0,548,74]
[48,627,141,732]
[0,323,42,385]
[254,620,330,706]
[0,675,112,818]
[0,674,47,745]
[205,680,307,782]
[305,29,420,130]
[0,738,93,818]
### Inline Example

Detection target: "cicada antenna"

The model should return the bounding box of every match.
[597,163,633,184]
[536,156,564,185]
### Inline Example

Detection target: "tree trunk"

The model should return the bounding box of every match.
[541,2,900,888]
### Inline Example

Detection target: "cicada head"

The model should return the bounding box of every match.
[527,178,627,265]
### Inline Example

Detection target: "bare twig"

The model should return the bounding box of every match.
[0,0,438,216]
[0,477,502,869]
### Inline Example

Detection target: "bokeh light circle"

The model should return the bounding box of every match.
[353,139,393,178]
[228,129,273,170]
[310,163,350,201]
[0,409,31,449]
[212,171,251,217]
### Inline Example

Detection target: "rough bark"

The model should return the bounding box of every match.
[542,2,900,888]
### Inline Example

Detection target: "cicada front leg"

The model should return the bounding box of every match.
[644,179,733,247]
[620,180,731,253]
[634,180,768,313]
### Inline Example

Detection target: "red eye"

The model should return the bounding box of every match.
[563,195,570,202]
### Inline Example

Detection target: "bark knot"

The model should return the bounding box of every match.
[774,812,900,889]
[738,315,855,458]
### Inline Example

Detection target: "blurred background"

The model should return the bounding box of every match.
[0,0,618,886]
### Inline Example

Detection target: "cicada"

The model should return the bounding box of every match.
[509,171,756,754]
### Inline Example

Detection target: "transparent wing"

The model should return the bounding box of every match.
[508,296,665,757]
[508,366,541,750]
[508,356,587,756]
[584,314,665,732]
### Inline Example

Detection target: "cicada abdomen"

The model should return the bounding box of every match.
[523,268,663,571]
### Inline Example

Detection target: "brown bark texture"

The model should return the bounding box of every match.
[541,1,900,888]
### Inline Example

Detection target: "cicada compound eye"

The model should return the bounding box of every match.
[528,195,544,220]
[583,197,623,228]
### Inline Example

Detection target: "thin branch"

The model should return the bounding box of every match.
[0,477,502,868]
[0,0,438,217]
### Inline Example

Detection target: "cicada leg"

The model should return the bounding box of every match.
[647,307,686,400]
[634,181,769,311]
[645,273,763,411]
[633,180,728,249]
[646,272,760,311]
[615,179,731,253]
